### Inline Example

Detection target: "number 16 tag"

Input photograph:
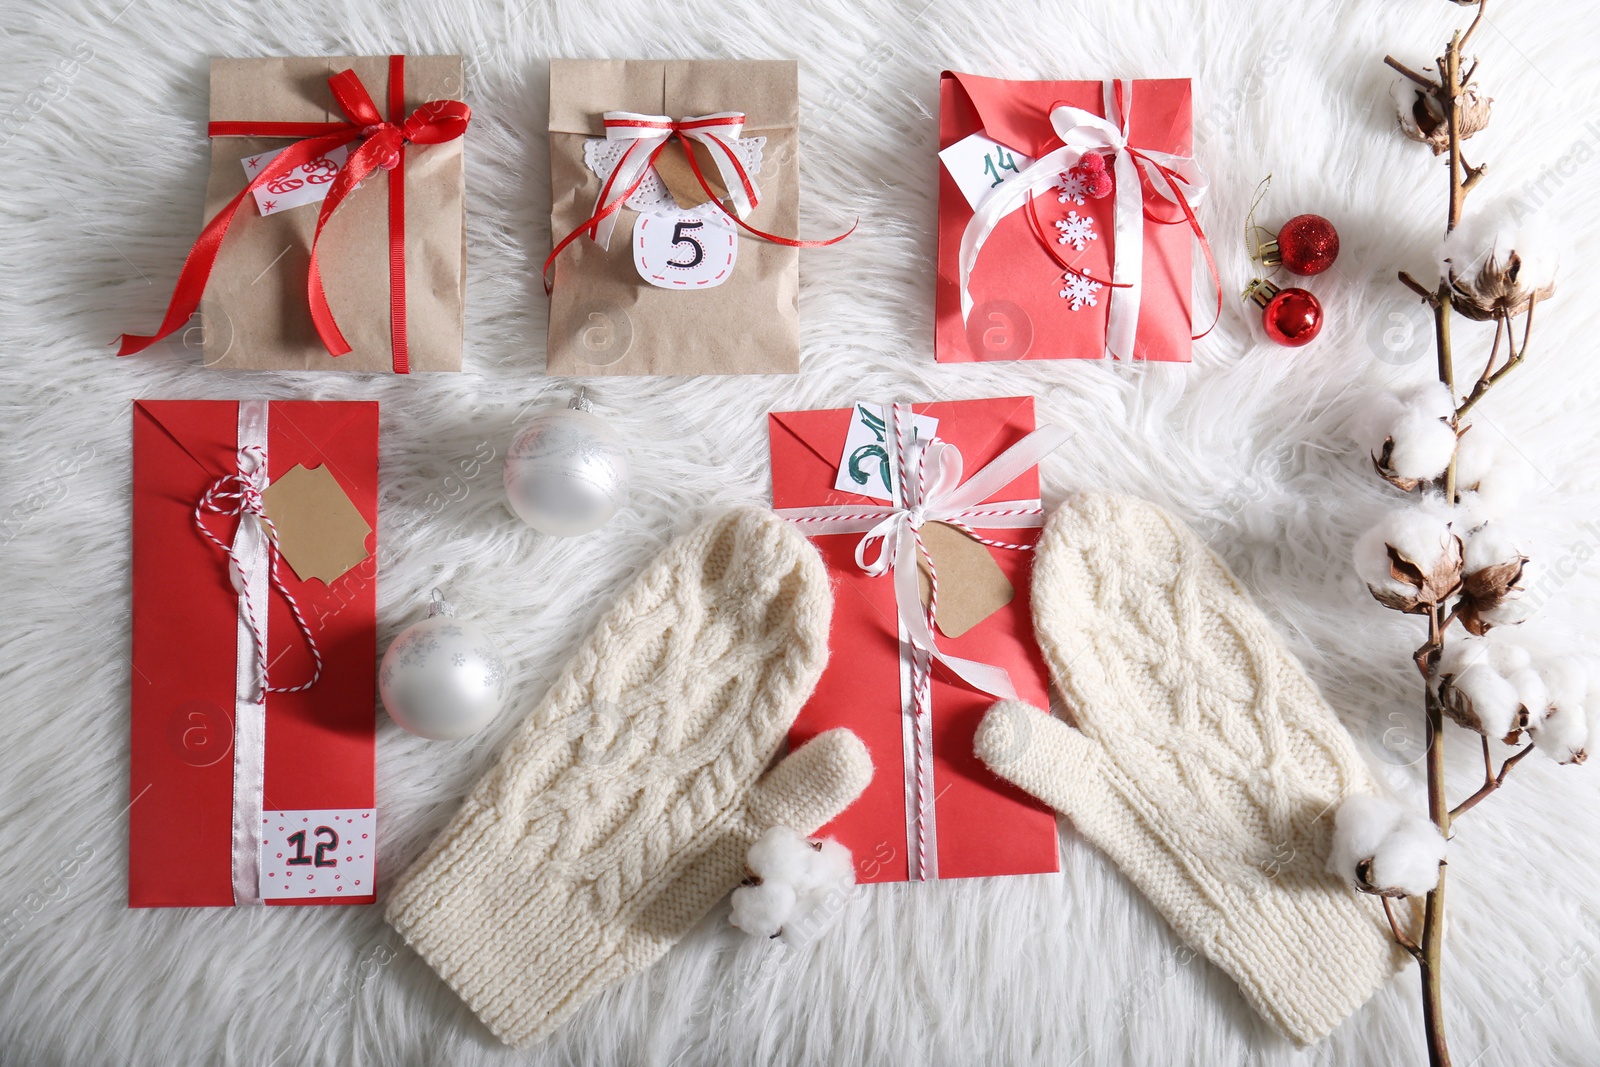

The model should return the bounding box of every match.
[633,206,738,290]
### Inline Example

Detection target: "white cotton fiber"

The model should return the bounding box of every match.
[1463,524,1526,574]
[730,827,856,947]
[1385,406,1458,481]
[1354,507,1457,594]
[1437,202,1561,292]
[1506,668,1551,730]
[1327,794,1405,884]
[729,880,798,939]
[1366,815,1448,897]
[1454,427,1498,488]
[745,825,815,887]
[1533,704,1589,765]
[1452,663,1522,738]
[1398,380,1456,423]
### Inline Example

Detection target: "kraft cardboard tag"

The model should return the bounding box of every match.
[915,521,1014,638]
[652,139,729,209]
[260,465,372,584]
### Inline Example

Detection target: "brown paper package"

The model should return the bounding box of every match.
[200,56,466,372]
[547,59,802,377]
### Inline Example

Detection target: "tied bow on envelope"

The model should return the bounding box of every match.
[957,79,1219,360]
[771,398,1067,883]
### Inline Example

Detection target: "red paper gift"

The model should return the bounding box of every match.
[935,72,1214,363]
[130,400,379,908]
[769,396,1064,883]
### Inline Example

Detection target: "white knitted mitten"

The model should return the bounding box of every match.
[387,508,872,1047]
[975,493,1403,1045]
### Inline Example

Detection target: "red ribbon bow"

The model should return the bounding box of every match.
[118,56,470,373]
[543,110,854,292]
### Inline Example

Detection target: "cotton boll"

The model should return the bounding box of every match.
[1532,703,1589,765]
[1327,794,1405,884]
[1366,816,1448,897]
[1436,202,1559,320]
[1350,390,1408,452]
[1463,524,1527,574]
[1385,406,1459,482]
[1353,508,1457,593]
[729,880,798,939]
[1447,662,1522,738]
[779,838,857,949]
[745,825,815,887]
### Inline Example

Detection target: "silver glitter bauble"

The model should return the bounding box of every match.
[503,395,629,537]
[379,593,509,741]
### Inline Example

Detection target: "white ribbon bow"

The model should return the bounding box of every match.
[958,80,1208,360]
[589,111,759,249]
[778,405,1070,700]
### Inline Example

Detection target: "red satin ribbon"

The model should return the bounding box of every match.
[118,56,470,372]
[542,119,853,292]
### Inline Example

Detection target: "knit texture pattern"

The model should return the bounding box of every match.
[974,493,1405,1046]
[386,507,873,1047]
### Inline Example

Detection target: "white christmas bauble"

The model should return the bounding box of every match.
[379,599,509,741]
[503,396,628,537]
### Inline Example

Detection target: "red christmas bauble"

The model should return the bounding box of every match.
[1262,286,1323,346]
[1274,214,1340,275]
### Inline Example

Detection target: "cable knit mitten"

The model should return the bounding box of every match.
[387,508,873,1047]
[975,493,1404,1046]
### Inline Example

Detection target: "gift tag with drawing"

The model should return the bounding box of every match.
[241,144,350,217]
[834,402,940,502]
[632,207,739,290]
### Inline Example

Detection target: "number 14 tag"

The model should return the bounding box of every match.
[938,129,1035,212]
[633,206,739,290]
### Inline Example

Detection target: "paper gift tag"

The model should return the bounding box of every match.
[834,402,940,501]
[916,521,1015,638]
[939,130,1034,212]
[653,140,730,209]
[260,464,373,584]
[241,144,350,217]
[259,809,376,900]
[633,207,739,290]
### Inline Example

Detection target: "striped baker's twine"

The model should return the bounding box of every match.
[192,446,322,701]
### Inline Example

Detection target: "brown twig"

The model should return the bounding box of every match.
[1450,741,1536,819]
[1399,270,1440,302]
[1457,298,1536,419]
[1384,896,1425,959]
[1385,55,1440,89]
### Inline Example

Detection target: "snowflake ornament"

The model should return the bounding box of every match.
[1055,210,1098,252]
[1059,271,1103,311]
[1056,170,1090,205]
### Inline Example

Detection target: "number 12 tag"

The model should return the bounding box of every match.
[633,206,738,290]
[259,808,376,900]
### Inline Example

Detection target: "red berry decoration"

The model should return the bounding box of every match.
[1248,280,1323,347]
[1264,214,1340,276]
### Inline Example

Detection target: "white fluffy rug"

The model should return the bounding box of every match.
[3,0,1600,1063]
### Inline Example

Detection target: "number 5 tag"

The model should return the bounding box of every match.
[633,206,738,290]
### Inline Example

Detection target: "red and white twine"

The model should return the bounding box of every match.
[193,446,322,701]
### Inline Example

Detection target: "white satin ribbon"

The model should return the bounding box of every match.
[957,80,1208,360]
[589,111,758,250]
[777,404,1068,879]
[229,400,269,907]
[190,401,325,906]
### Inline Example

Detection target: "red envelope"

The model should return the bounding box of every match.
[130,400,379,908]
[769,396,1059,883]
[934,72,1194,363]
